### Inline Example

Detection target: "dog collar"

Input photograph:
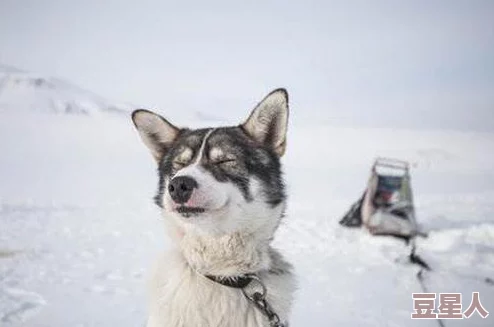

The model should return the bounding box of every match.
[205,274,253,288]
[205,273,286,327]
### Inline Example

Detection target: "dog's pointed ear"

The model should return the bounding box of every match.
[241,88,289,157]
[131,109,180,162]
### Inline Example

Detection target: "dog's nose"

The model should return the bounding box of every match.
[168,176,197,204]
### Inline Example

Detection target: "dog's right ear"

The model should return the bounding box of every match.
[131,109,180,163]
[242,88,289,157]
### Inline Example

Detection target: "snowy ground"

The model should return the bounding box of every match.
[1,111,493,326]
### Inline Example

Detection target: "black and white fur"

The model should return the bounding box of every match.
[132,89,295,327]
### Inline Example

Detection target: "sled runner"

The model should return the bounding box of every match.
[340,157,422,240]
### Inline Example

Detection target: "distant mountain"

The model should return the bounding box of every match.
[0,64,131,115]
[0,63,25,73]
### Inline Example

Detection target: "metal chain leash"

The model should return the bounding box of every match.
[241,274,286,327]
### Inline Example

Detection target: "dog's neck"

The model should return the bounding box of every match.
[178,229,272,277]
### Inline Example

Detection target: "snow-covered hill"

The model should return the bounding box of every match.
[0,64,131,115]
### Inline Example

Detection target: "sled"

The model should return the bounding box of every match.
[340,157,423,240]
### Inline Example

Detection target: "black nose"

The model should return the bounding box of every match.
[168,176,197,204]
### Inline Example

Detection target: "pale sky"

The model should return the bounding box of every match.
[1,0,493,131]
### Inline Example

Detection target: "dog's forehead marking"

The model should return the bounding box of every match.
[173,128,214,161]
[193,128,216,164]
[173,128,216,178]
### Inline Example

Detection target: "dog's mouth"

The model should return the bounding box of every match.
[176,206,206,218]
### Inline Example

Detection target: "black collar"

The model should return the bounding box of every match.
[205,274,253,288]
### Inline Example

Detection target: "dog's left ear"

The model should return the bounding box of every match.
[242,88,289,157]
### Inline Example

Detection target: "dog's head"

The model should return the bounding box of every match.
[132,89,288,236]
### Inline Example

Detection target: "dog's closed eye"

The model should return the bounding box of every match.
[212,158,236,165]
[172,161,189,169]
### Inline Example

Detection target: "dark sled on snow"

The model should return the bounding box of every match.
[340,158,424,240]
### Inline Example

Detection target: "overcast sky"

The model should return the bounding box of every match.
[1,0,493,130]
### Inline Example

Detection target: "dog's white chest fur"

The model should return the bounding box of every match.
[147,247,294,327]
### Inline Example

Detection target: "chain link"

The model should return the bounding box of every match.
[242,274,286,327]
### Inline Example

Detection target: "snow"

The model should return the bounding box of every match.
[1,74,493,326]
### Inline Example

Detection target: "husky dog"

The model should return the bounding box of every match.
[132,89,295,327]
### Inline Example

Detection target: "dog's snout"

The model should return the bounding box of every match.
[168,176,197,204]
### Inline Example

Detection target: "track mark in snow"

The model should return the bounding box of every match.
[0,288,46,324]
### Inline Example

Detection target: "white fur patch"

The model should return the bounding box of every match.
[147,249,295,327]
[176,146,193,163]
[209,147,225,161]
